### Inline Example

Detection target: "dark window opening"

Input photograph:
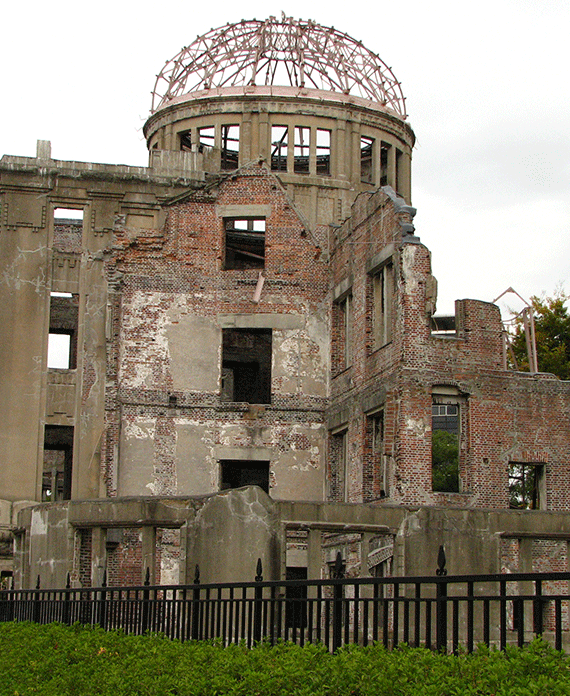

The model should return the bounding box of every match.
[333,293,352,372]
[220,460,270,493]
[316,129,331,176]
[271,125,288,171]
[224,218,265,270]
[43,425,73,501]
[395,148,403,195]
[372,263,393,349]
[221,328,272,404]
[365,410,387,500]
[294,126,310,174]
[329,429,348,502]
[380,143,390,186]
[432,402,460,492]
[509,462,543,509]
[285,567,308,630]
[221,124,239,170]
[360,136,374,183]
[48,292,79,369]
[179,131,192,151]
[198,126,215,153]
[0,571,13,590]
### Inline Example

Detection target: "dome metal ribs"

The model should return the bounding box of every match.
[151,17,407,117]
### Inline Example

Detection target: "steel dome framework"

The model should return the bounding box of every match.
[151,16,407,117]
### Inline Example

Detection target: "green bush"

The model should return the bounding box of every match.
[1,622,570,695]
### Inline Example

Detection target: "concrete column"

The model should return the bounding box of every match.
[400,150,412,203]
[309,126,317,176]
[258,114,269,162]
[361,533,373,598]
[335,119,347,180]
[141,526,157,584]
[307,528,322,581]
[241,115,253,162]
[91,527,107,587]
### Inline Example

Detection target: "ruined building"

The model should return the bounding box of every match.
[1,18,570,591]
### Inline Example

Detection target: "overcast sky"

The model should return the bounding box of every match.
[2,0,568,316]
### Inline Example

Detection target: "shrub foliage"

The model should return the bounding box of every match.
[1,622,570,695]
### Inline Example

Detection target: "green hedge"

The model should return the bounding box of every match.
[1,622,570,695]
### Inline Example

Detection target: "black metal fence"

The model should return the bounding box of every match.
[2,551,570,653]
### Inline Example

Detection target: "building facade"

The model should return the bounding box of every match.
[1,18,570,591]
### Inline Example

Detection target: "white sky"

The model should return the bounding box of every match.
[2,0,569,316]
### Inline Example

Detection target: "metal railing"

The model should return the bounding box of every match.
[2,550,569,652]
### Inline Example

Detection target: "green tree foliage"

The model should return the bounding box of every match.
[432,429,459,492]
[511,292,570,380]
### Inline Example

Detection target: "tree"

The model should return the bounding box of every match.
[511,291,570,380]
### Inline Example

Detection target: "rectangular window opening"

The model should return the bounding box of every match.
[271,125,288,172]
[432,402,460,492]
[43,425,73,501]
[509,462,543,509]
[365,410,388,500]
[294,126,310,174]
[395,148,403,195]
[48,292,79,369]
[224,217,265,270]
[329,429,348,502]
[380,143,390,187]
[372,263,393,349]
[316,129,331,176]
[53,208,83,254]
[179,130,192,151]
[221,328,272,404]
[220,460,270,494]
[198,126,215,152]
[221,124,240,170]
[360,136,374,184]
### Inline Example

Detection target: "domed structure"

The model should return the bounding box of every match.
[151,16,407,117]
[144,16,414,228]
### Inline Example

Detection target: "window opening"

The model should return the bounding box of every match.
[221,328,272,404]
[198,126,215,152]
[380,143,390,186]
[372,263,393,349]
[365,410,387,500]
[431,402,460,492]
[271,125,288,171]
[53,208,83,254]
[285,567,308,630]
[224,217,265,270]
[221,124,239,170]
[509,463,543,509]
[43,425,73,501]
[340,294,352,368]
[329,429,348,501]
[360,136,374,183]
[179,131,192,151]
[316,129,331,176]
[48,292,79,369]
[294,126,310,174]
[395,148,403,195]
[220,460,270,493]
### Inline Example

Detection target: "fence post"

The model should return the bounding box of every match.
[141,567,150,634]
[332,552,344,652]
[253,558,263,643]
[33,575,41,624]
[191,565,200,641]
[435,546,447,652]
[63,572,71,626]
